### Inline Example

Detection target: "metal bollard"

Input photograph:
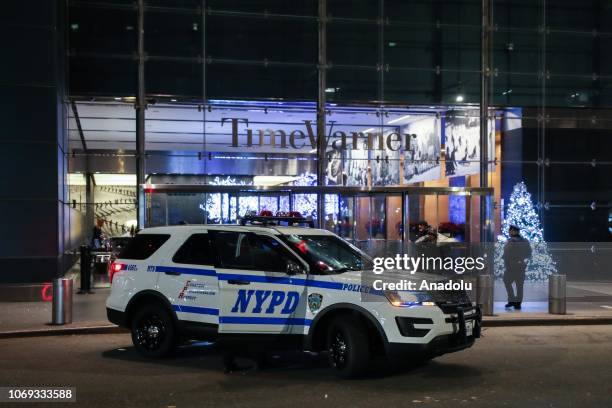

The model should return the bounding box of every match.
[476,274,494,316]
[549,274,566,315]
[52,278,73,325]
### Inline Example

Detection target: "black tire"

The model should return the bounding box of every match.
[131,303,178,358]
[326,315,371,378]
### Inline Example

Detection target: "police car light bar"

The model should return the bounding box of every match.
[239,211,314,228]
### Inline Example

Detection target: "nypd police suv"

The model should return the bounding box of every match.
[106,223,481,378]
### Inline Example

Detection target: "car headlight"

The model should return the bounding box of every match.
[384,291,435,307]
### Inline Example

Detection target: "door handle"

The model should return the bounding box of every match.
[227,279,250,285]
[164,271,181,276]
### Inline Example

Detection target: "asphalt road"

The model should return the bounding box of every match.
[0,326,611,408]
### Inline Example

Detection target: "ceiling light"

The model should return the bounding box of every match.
[93,174,137,186]
[68,173,86,186]
[253,176,300,186]
[387,114,411,124]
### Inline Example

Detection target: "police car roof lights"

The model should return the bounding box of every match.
[239,210,315,228]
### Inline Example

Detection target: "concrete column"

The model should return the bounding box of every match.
[0,1,67,283]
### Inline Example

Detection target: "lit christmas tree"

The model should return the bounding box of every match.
[494,181,556,281]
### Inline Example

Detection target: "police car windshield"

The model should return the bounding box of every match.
[281,234,373,275]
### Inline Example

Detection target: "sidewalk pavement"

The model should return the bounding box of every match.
[0,288,118,338]
[1,282,612,338]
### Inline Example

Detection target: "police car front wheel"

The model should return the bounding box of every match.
[327,316,370,378]
[131,303,178,358]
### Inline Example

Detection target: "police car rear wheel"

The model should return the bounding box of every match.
[327,316,370,378]
[131,303,177,358]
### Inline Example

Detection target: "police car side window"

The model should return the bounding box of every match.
[119,234,170,260]
[210,231,293,272]
[210,231,251,270]
[253,235,296,272]
[172,234,215,266]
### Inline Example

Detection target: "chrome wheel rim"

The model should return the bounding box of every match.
[135,314,166,351]
[330,331,348,369]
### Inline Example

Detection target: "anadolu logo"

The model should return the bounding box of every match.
[231,289,300,314]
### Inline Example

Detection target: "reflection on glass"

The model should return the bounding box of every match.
[324,195,354,240]
[370,196,386,239]
[386,196,402,241]
[355,196,370,241]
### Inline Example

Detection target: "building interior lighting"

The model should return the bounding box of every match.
[67,173,86,186]
[252,176,300,186]
[387,114,411,124]
[93,174,137,186]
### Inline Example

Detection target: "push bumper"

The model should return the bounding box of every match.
[387,305,482,359]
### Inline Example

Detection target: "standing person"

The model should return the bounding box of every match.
[92,218,104,249]
[414,220,429,243]
[445,146,455,176]
[503,225,532,310]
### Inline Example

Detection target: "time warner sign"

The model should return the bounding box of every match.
[221,117,417,152]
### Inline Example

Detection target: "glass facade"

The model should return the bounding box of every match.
[65,0,612,287]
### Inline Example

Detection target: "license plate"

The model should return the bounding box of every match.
[465,320,473,337]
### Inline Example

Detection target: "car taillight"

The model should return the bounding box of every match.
[109,262,125,283]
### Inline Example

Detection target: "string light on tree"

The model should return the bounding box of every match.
[292,172,318,218]
[494,181,556,281]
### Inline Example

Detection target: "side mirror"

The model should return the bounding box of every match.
[286,260,304,276]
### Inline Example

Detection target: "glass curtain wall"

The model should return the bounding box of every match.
[490,0,612,286]
[66,1,612,284]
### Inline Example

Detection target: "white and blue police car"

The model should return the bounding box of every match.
[106,223,481,378]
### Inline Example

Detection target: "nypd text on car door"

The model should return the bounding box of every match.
[210,229,309,334]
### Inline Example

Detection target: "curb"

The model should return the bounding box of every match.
[0,325,127,339]
[1,316,612,339]
[482,316,612,327]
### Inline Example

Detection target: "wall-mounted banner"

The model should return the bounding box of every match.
[344,141,369,187]
[403,116,441,184]
[372,131,401,186]
[444,111,495,177]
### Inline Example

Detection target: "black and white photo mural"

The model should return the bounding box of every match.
[345,139,369,187]
[371,131,401,186]
[403,116,441,184]
[325,148,343,185]
[444,110,495,177]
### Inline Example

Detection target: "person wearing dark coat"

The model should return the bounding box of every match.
[503,225,532,310]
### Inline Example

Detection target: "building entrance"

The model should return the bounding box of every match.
[145,185,494,257]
